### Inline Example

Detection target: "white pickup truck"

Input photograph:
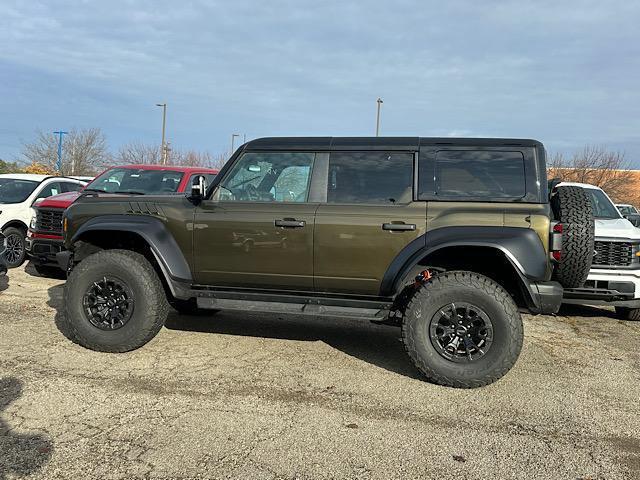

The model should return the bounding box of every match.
[561,182,640,320]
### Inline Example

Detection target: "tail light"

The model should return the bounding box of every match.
[550,222,563,262]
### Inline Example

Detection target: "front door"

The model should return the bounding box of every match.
[193,151,318,291]
[314,151,427,296]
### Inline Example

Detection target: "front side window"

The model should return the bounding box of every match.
[434,150,525,199]
[217,152,315,202]
[86,168,184,194]
[327,151,414,204]
[36,182,62,199]
[0,179,39,204]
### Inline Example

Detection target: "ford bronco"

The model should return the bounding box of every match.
[58,137,594,388]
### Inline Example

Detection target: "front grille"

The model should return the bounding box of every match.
[593,241,634,267]
[35,208,64,235]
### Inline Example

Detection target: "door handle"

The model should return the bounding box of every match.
[382,222,416,231]
[275,219,306,228]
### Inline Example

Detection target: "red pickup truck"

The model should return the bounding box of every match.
[27,164,218,272]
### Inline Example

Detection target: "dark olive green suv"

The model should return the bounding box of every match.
[58,137,594,388]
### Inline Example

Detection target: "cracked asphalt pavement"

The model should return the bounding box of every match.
[0,263,639,479]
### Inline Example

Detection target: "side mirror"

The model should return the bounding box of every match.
[190,175,207,199]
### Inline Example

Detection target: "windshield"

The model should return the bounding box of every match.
[586,188,621,219]
[0,178,39,204]
[86,168,184,194]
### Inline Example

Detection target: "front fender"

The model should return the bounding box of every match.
[70,214,192,282]
[380,226,548,296]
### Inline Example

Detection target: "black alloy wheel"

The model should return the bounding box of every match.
[82,276,134,330]
[429,302,494,363]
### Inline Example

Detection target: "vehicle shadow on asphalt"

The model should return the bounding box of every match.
[0,275,8,293]
[24,261,67,280]
[558,304,618,319]
[165,311,423,380]
[47,284,78,345]
[0,377,53,480]
[46,282,421,380]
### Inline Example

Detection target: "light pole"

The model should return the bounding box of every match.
[156,103,167,164]
[375,98,383,137]
[53,131,68,173]
[230,133,240,158]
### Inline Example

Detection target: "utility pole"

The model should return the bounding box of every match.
[53,131,68,173]
[230,133,240,159]
[156,103,167,164]
[375,98,383,137]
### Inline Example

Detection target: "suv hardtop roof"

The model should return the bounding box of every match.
[243,136,543,151]
[111,164,219,173]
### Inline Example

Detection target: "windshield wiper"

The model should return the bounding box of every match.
[114,190,146,195]
[81,188,106,193]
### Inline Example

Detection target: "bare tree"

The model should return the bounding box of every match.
[19,128,109,176]
[548,145,634,202]
[115,142,162,165]
[115,142,227,169]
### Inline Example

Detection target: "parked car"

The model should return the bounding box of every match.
[0,232,7,277]
[27,164,219,273]
[615,203,640,227]
[57,137,595,388]
[0,174,89,267]
[563,184,640,320]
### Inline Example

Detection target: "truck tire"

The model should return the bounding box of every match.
[551,186,595,288]
[402,271,523,388]
[614,307,640,321]
[3,226,27,268]
[63,249,169,352]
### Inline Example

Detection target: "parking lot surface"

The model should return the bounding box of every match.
[0,263,639,480]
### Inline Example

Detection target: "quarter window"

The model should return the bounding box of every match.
[433,150,525,199]
[217,152,315,202]
[327,152,414,204]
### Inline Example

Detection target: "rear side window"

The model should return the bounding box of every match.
[327,151,414,204]
[429,150,525,200]
[62,182,83,193]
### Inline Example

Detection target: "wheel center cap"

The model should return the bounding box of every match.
[455,325,467,336]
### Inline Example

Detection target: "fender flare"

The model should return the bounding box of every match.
[380,226,548,296]
[70,215,192,282]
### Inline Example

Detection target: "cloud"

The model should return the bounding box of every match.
[0,0,639,162]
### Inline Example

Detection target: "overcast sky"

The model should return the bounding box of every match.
[1,0,639,164]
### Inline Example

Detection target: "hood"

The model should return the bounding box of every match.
[34,191,82,209]
[595,218,640,239]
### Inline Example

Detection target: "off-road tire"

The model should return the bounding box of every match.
[3,226,27,268]
[614,307,640,321]
[402,271,523,388]
[551,186,595,288]
[63,249,169,352]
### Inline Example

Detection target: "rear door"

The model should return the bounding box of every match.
[314,151,426,295]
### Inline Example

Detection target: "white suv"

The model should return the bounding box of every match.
[561,182,640,320]
[0,174,88,267]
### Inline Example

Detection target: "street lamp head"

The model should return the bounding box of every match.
[156,103,166,107]
[377,98,383,104]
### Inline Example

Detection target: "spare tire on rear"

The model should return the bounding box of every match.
[551,185,595,288]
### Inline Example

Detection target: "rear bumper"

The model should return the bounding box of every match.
[526,280,563,315]
[563,268,640,307]
[26,235,64,266]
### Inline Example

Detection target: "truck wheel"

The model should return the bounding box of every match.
[551,186,595,288]
[63,249,169,352]
[402,271,523,388]
[614,307,640,321]
[3,227,27,268]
